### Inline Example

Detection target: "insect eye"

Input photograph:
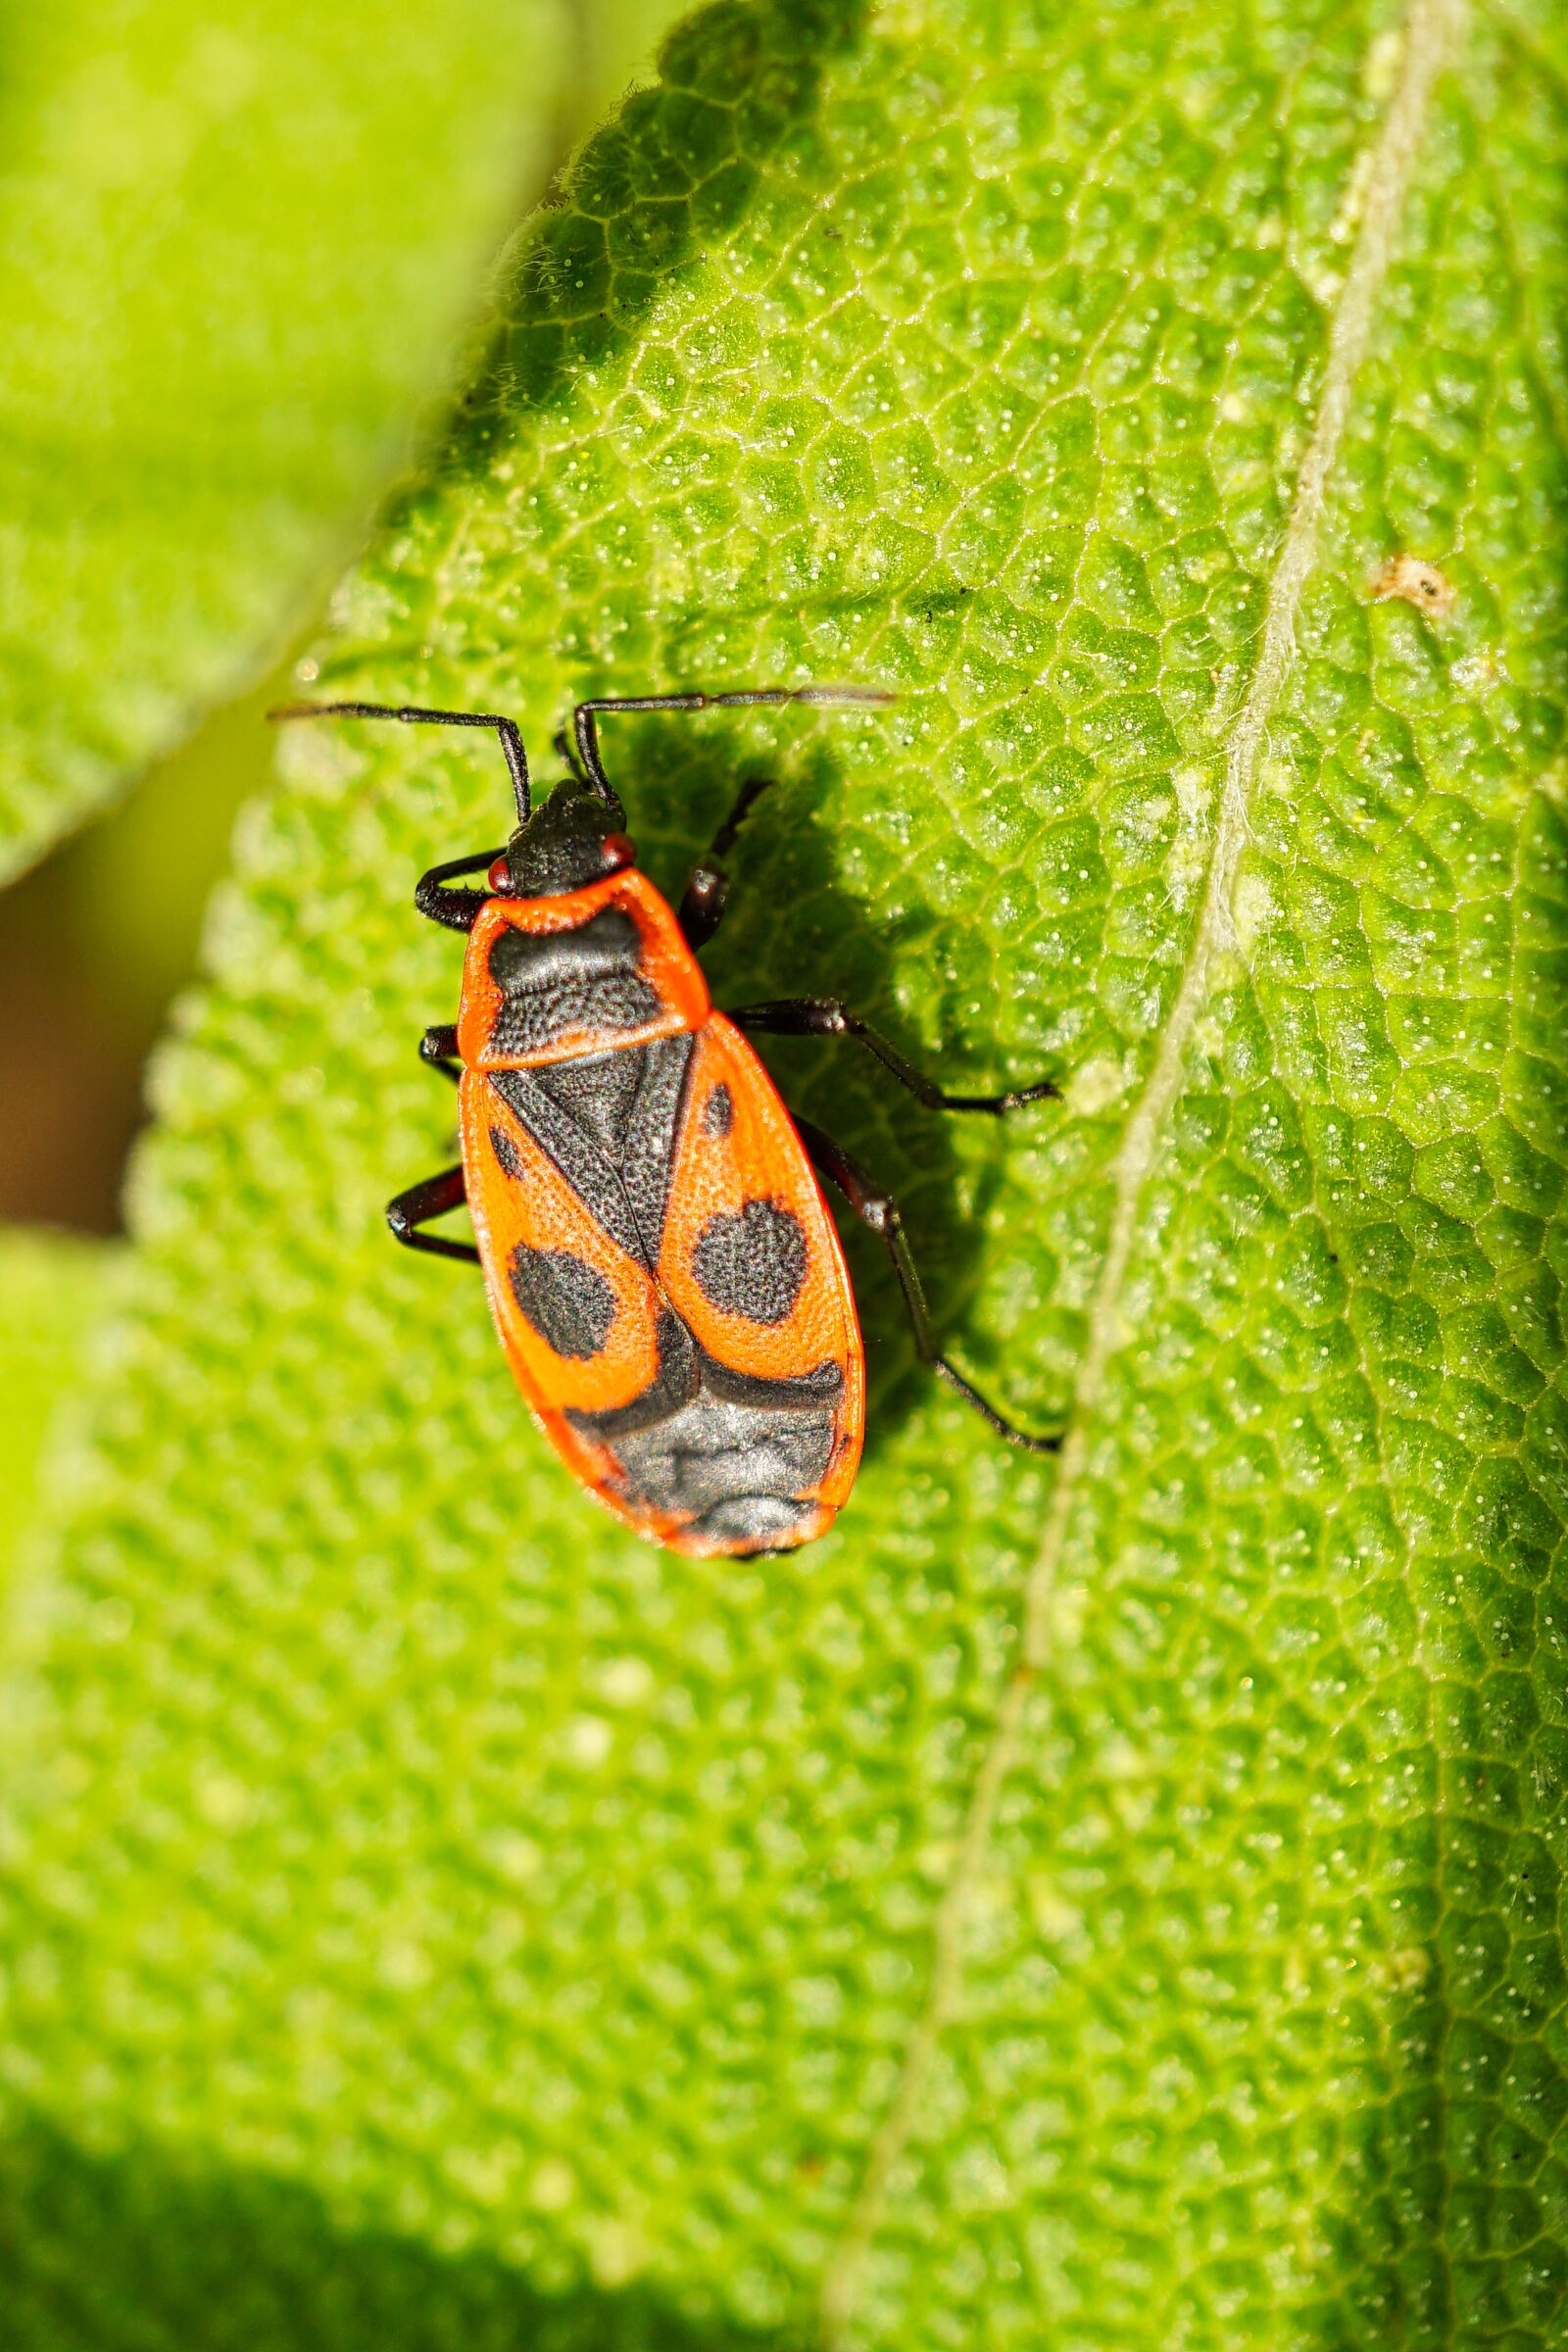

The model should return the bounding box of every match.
[487,856,513,893]
[602,833,636,870]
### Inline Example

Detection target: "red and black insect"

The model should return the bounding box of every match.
[273,687,1061,1556]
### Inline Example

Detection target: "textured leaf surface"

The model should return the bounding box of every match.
[0,0,576,882]
[5,0,1568,2345]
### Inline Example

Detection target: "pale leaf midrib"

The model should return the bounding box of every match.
[815,0,1468,2335]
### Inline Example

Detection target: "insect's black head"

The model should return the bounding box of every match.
[489,781,636,900]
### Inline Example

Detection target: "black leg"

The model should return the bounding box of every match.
[677,775,776,951]
[270,702,531,823]
[570,683,891,806]
[419,1026,462,1084]
[797,1120,1061,1453]
[386,1164,479,1264]
[730,998,1058,1114]
[413,848,506,934]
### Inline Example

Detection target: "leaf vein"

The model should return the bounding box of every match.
[815,0,1469,2335]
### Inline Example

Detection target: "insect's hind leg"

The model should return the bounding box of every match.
[678,776,776,951]
[386,1164,480,1264]
[729,998,1057,1114]
[797,1119,1061,1453]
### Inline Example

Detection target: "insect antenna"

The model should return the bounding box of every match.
[268,701,531,823]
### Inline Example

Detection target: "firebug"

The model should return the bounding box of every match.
[272,687,1061,1556]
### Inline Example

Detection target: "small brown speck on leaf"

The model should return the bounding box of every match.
[1369,553,1455,618]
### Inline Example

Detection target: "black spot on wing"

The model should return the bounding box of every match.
[489,1123,526,1182]
[508,1244,616,1360]
[691,1199,808,1325]
[701,1082,734,1138]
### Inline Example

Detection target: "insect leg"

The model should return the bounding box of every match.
[270,702,531,823]
[419,1026,462,1084]
[729,999,1058,1114]
[412,847,506,933]
[796,1118,1061,1453]
[386,1164,480,1264]
[570,684,892,806]
[678,776,776,951]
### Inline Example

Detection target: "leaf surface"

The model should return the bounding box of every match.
[5,0,1568,2345]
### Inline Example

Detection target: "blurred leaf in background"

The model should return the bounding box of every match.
[0,0,616,885]
[7,2,1568,2351]
[0,1231,110,1588]
[0,0,690,1233]
[0,671,298,1230]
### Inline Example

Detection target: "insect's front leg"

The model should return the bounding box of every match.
[677,776,776,951]
[414,850,505,933]
[386,1165,479,1264]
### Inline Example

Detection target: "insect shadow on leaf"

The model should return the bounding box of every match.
[619,718,1057,1472]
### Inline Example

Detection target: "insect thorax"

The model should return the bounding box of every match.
[458,871,710,1073]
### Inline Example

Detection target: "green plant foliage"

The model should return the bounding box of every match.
[5,0,1568,2344]
[0,1232,111,1589]
[0,0,580,885]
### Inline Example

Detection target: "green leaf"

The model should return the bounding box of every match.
[0,1231,112,1592]
[0,0,580,883]
[6,0,1568,2344]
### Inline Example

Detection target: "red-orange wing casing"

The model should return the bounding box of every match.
[455,869,863,1555]
[655,1013,863,1533]
[461,1075,679,1532]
